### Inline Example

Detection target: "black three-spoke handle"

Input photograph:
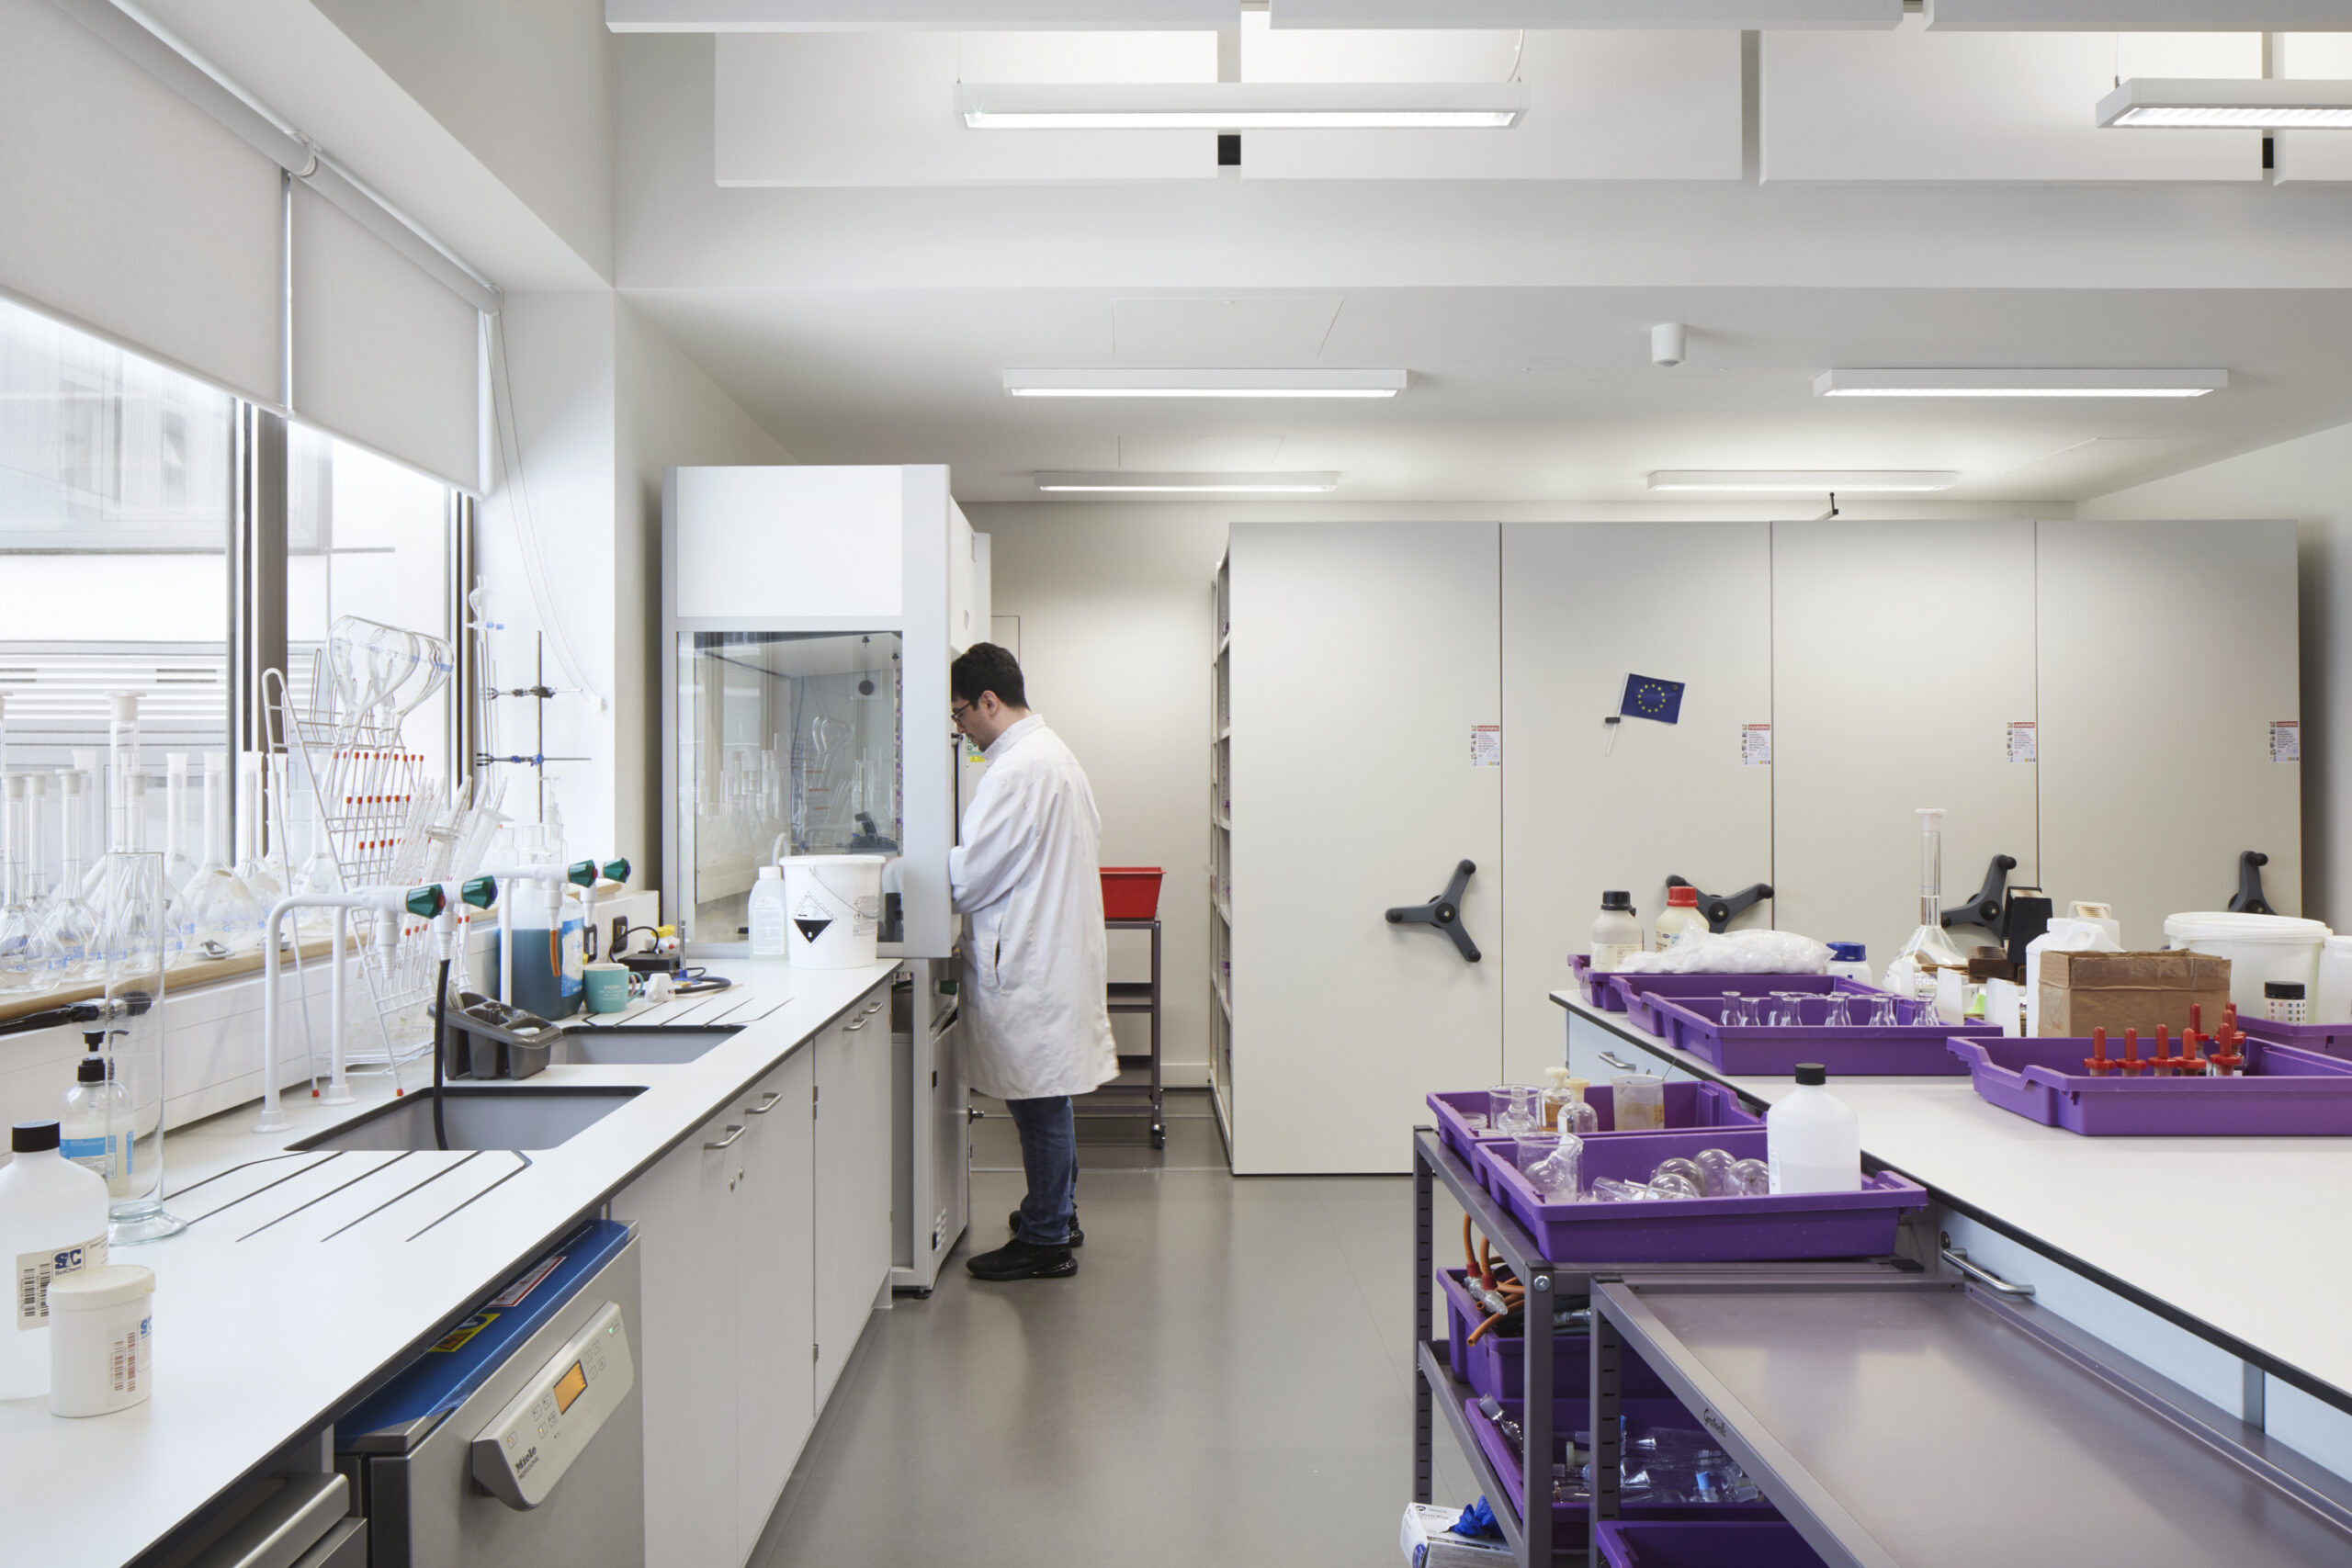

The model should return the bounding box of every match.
[1385,860,1481,964]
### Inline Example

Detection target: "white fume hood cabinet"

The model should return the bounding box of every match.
[662,466,989,959]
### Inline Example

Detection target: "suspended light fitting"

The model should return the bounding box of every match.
[1815,368,2227,399]
[2098,78,2352,130]
[957,83,1527,131]
[1646,471,1958,493]
[1003,368,1408,399]
[1035,471,1341,494]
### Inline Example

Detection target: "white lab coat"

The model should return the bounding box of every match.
[948,716,1118,1101]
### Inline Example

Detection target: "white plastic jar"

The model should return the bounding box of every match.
[2315,935,2352,1026]
[2163,911,2331,1014]
[48,1263,153,1417]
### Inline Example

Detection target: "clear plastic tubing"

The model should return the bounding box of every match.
[107,693,140,854]
[1917,807,1947,931]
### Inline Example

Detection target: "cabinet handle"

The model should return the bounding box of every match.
[746,1092,784,1115]
[845,1018,867,1032]
[1940,1245,2035,1298]
[704,1124,746,1150]
[865,998,884,1014]
[1599,1051,1635,1072]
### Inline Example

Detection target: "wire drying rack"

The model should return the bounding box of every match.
[264,616,478,1077]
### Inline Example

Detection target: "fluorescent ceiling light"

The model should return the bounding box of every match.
[1004,368,1408,399]
[1648,470,1958,493]
[956,83,1527,131]
[1264,1,1901,24]
[1036,471,1341,493]
[1815,367,2227,399]
[2098,78,2352,130]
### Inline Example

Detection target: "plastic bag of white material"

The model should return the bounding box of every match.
[1611,930,1832,976]
[2022,917,2125,1036]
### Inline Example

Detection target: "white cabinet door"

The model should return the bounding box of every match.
[1228,522,1503,1174]
[813,991,891,1405]
[2036,519,2301,946]
[1501,523,1774,1084]
[734,1050,816,1547]
[611,1102,743,1568]
[1772,519,2041,969]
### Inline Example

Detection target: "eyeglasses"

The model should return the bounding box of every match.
[950,701,973,724]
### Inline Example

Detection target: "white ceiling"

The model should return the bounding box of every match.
[623,285,2352,503]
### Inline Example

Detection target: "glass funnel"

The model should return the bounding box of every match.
[182,751,263,954]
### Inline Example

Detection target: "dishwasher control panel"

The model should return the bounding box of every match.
[469,1299,636,1509]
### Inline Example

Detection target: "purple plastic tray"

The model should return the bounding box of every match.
[2237,1014,2352,1061]
[1571,953,1631,1010]
[1467,1396,1782,1537]
[1650,992,2002,1077]
[1945,1034,2352,1135]
[1474,1127,1924,1263]
[1429,1084,1761,1164]
[1439,1268,1672,1402]
[1613,975,1885,1041]
[1596,1521,1828,1568]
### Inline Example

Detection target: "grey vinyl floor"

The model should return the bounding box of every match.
[748,1088,1483,1567]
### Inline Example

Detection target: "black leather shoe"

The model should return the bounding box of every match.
[1009,1209,1082,1247]
[967,1238,1078,1281]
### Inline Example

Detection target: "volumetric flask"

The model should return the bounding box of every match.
[1692,1148,1738,1196]
[1730,1157,1770,1196]
[1611,1073,1666,1133]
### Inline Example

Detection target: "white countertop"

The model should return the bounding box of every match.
[1551,988,2352,1406]
[0,957,900,1567]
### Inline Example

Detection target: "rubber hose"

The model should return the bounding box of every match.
[431,957,451,1152]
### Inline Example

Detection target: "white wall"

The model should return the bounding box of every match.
[2084,424,2352,925]
[968,496,2055,1082]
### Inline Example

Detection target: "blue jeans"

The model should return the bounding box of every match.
[1004,1095,1077,1247]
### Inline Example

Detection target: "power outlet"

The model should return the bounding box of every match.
[610,916,630,957]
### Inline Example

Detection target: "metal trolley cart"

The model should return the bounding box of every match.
[1079,916,1163,1148]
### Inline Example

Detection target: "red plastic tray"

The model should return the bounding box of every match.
[1100,866,1162,919]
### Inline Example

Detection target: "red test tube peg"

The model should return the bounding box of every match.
[2179,1029,2206,1078]
[2120,1028,2144,1077]
[2085,1026,2112,1077]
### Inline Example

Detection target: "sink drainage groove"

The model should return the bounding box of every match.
[182,1153,347,1226]
[235,1152,417,1243]
[319,1151,484,1241]
[406,1152,534,1243]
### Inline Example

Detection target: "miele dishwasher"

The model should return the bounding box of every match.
[334,1219,645,1567]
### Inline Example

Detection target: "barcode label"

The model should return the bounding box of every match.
[13,1234,107,1330]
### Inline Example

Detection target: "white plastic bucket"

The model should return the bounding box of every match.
[2316,935,2352,1026]
[783,855,886,969]
[2162,911,2331,1014]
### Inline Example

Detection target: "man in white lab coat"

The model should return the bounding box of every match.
[948,644,1117,1281]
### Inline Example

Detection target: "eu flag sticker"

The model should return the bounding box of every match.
[1621,674,1686,725]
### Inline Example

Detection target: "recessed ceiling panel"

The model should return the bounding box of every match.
[1120,433,1288,468]
[611,0,1238,29]
[1925,0,2352,28]
[1111,297,1344,362]
[1267,0,1900,25]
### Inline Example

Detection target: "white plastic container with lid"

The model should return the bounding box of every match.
[1767,1065,1860,1194]
[784,854,886,969]
[747,864,788,957]
[2316,935,2352,1026]
[1825,943,1871,987]
[2162,911,2331,1014]
[48,1262,153,1417]
[0,1121,111,1401]
[1589,891,1642,971]
[1655,886,1708,949]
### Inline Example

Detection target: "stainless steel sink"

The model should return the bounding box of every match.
[554,1028,740,1066]
[289,1087,648,1152]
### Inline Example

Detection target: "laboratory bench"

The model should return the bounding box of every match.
[1551,986,2352,1449]
[0,956,901,1568]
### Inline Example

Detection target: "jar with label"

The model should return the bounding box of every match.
[1589,891,1641,972]
[48,1263,153,1417]
[0,1121,112,1401]
[1656,886,1709,949]
[59,1035,130,1187]
[2266,980,2309,1027]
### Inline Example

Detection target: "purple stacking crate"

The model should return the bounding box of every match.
[1945,1034,2352,1135]
[1438,1268,1674,1401]
[2237,1014,2352,1062]
[1465,1396,1783,1538]
[1427,1083,1760,1165]
[1595,1522,1828,1568]
[1572,953,1631,1010]
[1474,1126,1923,1262]
[1613,975,1885,1041]
[1650,991,2002,1077]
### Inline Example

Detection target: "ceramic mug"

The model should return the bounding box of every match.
[583,962,631,1014]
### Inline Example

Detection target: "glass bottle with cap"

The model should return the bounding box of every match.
[1656,886,1708,949]
[1589,890,1641,971]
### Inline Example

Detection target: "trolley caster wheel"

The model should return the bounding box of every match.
[1150,1123,1165,1149]
[910,1287,933,1300]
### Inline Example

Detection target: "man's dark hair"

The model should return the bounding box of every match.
[952,643,1027,711]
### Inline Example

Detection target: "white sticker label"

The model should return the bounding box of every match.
[2007,720,2038,764]
[1470,725,1501,768]
[14,1233,107,1330]
[2273,720,2301,763]
[1741,724,1772,767]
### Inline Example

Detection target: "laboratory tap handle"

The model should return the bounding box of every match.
[2228,851,2275,916]
[1664,876,1774,935]
[1940,854,2018,934]
[1385,860,1481,964]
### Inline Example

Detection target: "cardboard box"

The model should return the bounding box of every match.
[2037,951,2232,1038]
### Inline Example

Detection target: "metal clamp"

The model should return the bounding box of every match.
[1599,1051,1635,1072]
[703,1124,746,1151]
[745,1091,784,1115]
[1384,860,1481,963]
[1665,875,1773,934]
[1941,1244,2034,1297]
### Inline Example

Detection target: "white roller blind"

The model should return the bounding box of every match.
[0,0,282,401]
[290,183,481,491]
